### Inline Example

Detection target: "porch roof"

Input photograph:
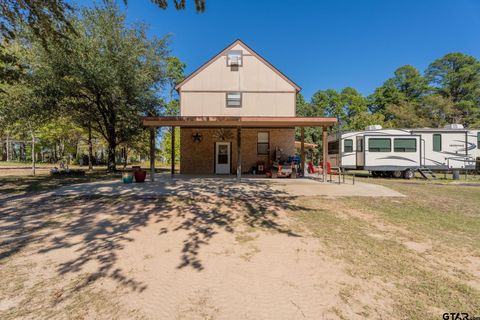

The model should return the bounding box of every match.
[142,116,337,128]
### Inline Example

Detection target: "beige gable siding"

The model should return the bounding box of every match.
[180,92,295,116]
[180,43,297,116]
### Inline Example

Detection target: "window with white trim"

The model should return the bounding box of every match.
[226,92,241,108]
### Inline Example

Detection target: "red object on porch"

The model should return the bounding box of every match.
[319,161,332,174]
[257,161,266,174]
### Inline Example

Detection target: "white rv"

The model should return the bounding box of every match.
[327,124,480,179]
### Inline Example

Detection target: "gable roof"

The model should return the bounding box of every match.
[175,39,301,92]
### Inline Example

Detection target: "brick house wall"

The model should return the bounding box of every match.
[180,128,295,174]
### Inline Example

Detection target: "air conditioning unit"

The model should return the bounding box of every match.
[365,125,383,131]
[444,124,464,129]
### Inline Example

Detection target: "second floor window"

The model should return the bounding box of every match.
[226,92,242,107]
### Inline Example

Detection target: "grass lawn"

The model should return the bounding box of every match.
[0,170,122,195]
[293,178,480,319]
[0,176,478,319]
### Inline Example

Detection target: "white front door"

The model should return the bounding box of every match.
[215,142,230,174]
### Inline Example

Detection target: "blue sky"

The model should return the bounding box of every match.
[75,0,480,100]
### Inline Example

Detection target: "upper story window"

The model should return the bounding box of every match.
[226,92,242,107]
[226,50,243,67]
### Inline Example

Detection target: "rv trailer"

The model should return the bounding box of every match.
[327,124,480,179]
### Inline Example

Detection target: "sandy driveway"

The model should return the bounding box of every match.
[0,182,377,320]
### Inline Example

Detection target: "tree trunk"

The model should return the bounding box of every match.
[88,123,93,171]
[31,133,36,176]
[20,143,25,161]
[107,133,117,172]
[122,146,128,169]
[6,132,10,161]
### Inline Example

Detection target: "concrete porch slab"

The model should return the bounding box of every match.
[50,173,404,198]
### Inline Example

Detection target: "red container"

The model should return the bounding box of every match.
[134,170,147,183]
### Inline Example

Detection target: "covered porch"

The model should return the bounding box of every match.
[142,116,337,181]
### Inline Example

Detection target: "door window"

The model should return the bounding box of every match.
[217,145,228,164]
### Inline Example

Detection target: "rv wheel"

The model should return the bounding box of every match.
[392,171,403,179]
[371,171,379,178]
[403,169,415,180]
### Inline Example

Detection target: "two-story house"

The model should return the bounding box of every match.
[143,40,336,179]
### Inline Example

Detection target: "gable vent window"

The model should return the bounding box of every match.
[226,92,242,108]
[226,50,243,67]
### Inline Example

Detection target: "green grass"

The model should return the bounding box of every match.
[292,180,480,319]
[0,161,52,167]
[0,170,122,195]
[347,169,480,183]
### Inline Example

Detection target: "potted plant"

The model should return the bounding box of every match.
[122,171,134,184]
[134,169,147,183]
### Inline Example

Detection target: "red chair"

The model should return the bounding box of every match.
[319,161,332,174]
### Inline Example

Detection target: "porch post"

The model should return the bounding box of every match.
[149,127,155,182]
[300,127,305,176]
[322,126,328,182]
[236,127,241,180]
[171,126,175,176]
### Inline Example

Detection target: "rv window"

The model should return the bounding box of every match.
[394,138,417,152]
[328,141,339,155]
[357,139,363,152]
[344,139,353,152]
[368,138,391,152]
[477,132,480,149]
[433,134,442,151]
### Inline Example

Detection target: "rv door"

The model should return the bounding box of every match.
[356,136,364,167]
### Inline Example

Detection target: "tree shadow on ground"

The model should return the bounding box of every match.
[0,177,312,296]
